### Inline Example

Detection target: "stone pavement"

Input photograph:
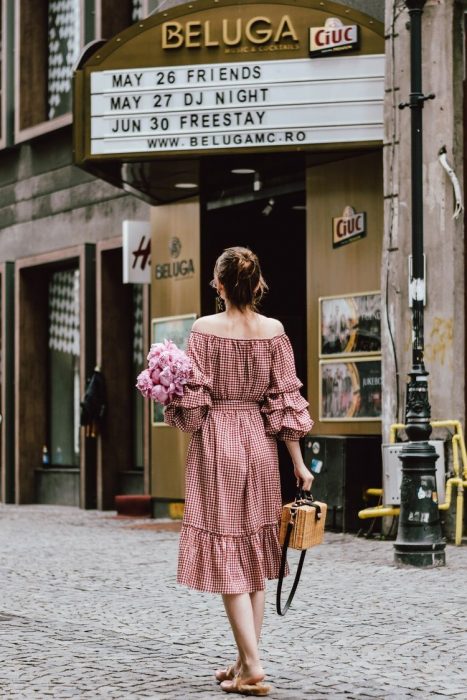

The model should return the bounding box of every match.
[1,505,466,700]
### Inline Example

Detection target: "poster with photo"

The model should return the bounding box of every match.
[319,292,381,357]
[319,357,382,421]
[151,313,197,426]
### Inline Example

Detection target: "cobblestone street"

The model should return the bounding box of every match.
[1,504,466,699]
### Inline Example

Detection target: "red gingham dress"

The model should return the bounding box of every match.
[164,331,314,594]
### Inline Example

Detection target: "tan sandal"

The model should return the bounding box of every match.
[215,665,237,683]
[220,677,271,696]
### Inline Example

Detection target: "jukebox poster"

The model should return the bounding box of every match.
[319,292,381,357]
[319,357,382,421]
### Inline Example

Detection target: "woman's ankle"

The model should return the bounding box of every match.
[239,660,264,683]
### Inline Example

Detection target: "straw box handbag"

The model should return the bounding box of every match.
[279,496,327,550]
[277,490,327,616]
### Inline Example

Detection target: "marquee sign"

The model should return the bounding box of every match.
[73,1,385,200]
[90,55,384,156]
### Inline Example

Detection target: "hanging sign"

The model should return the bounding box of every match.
[123,220,151,283]
[310,18,359,57]
[332,206,366,248]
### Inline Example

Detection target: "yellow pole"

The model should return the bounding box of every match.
[438,478,459,511]
[390,423,405,444]
[455,482,464,546]
[366,488,383,497]
[358,506,400,519]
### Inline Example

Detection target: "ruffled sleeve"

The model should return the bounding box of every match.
[261,334,314,441]
[164,332,212,433]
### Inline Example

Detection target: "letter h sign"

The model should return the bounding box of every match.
[123,220,152,283]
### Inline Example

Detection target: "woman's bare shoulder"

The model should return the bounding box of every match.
[192,314,284,339]
[257,315,285,338]
[191,315,223,333]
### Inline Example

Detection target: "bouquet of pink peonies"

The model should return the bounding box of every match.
[136,339,192,406]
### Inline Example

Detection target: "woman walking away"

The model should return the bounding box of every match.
[165,246,314,696]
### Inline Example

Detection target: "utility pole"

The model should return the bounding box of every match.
[393,0,446,568]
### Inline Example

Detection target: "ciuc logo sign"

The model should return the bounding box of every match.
[154,237,195,280]
[309,17,359,57]
[332,206,366,248]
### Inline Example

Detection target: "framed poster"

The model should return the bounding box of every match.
[319,292,381,357]
[319,357,382,422]
[151,313,197,426]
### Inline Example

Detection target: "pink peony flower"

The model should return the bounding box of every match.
[159,366,174,387]
[151,384,169,405]
[135,369,153,399]
[150,367,161,383]
[158,352,169,367]
[147,344,163,362]
[148,357,159,371]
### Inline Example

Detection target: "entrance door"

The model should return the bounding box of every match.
[201,186,307,501]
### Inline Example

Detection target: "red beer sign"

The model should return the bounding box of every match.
[310,17,359,57]
[332,206,366,248]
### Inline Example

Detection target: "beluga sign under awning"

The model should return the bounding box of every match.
[73,0,384,203]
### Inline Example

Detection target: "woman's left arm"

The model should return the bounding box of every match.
[285,439,314,492]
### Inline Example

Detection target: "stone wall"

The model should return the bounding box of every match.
[335,0,384,23]
[382,1,464,435]
[0,128,149,261]
[382,0,466,541]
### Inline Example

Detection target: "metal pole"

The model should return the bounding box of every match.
[393,0,446,567]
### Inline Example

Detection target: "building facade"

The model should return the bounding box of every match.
[0,0,158,508]
[0,1,465,536]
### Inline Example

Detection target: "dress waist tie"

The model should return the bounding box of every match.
[211,400,260,412]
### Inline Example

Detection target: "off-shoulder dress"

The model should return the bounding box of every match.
[164,330,313,594]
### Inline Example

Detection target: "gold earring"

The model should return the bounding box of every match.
[216,293,225,313]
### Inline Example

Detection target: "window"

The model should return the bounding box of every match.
[98,0,146,39]
[97,0,166,40]
[48,268,80,467]
[0,0,5,148]
[16,0,82,141]
[132,284,144,469]
[132,0,144,21]
[47,0,81,120]
[0,3,3,145]
[132,1,162,20]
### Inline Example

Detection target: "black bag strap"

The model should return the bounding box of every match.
[276,489,320,617]
[276,519,307,616]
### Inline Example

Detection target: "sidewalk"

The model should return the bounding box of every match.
[1,504,466,699]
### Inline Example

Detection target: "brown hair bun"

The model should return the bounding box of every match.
[213,246,268,310]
